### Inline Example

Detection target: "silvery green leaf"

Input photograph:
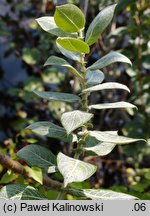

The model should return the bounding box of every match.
[61,110,93,134]
[68,188,138,200]
[44,56,83,79]
[36,16,76,37]
[85,70,104,86]
[84,142,116,156]
[54,4,85,33]
[33,90,81,103]
[84,135,116,156]
[83,82,130,93]
[17,145,57,173]
[89,102,136,110]
[88,131,145,144]
[0,184,46,200]
[26,121,73,143]
[85,4,117,46]
[57,153,96,187]
[88,51,132,70]
[56,42,81,62]
[57,37,90,54]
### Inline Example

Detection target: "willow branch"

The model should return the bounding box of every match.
[0,153,62,190]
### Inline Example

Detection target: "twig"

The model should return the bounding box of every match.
[0,153,62,190]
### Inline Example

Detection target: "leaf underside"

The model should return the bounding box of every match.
[68,188,138,200]
[57,153,96,187]
[61,110,93,134]
[0,184,46,200]
[88,51,132,70]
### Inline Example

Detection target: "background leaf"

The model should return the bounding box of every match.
[61,110,93,134]
[88,51,132,70]
[57,153,96,187]
[17,145,57,173]
[54,4,85,33]
[0,170,17,184]
[85,4,117,46]
[0,184,46,200]
[24,166,43,184]
[57,37,90,54]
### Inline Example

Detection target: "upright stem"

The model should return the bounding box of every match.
[74,29,89,159]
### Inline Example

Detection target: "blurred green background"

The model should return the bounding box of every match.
[0,0,150,199]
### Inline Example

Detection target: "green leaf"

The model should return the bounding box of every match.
[145,169,150,180]
[83,82,130,93]
[85,4,117,46]
[17,145,57,173]
[85,70,104,86]
[68,188,138,200]
[57,37,90,54]
[33,90,81,103]
[44,56,83,79]
[88,131,145,144]
[26,121,73,143]
[61,110,93,134]
[57,153,96,187]
[0,170,17,184]
[36,16,76,37]
[0,184,46,200]
[88,51,132,70]
[56,42,81,62]
[89,102,136,110]
[54,4,85,33]
[24,166,42,184]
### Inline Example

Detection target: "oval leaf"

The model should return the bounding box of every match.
[36,16,76,37]
[85,4,117,46]
[61,110,93,134]
[68,188,138,200]
[57,37,90,54]
[0,184,46,200]
[83,82,130,93]
[56,42,81,62]
[44,56,83,79]
[89,102,136,110]
[26,121,73,143]
[88,51,132,70]
[17,145,57,173]
[54,4,85,33]
[57,153,96,187]
[89,131,145,144]
[85,70,104,86]
[33,90,81,103]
